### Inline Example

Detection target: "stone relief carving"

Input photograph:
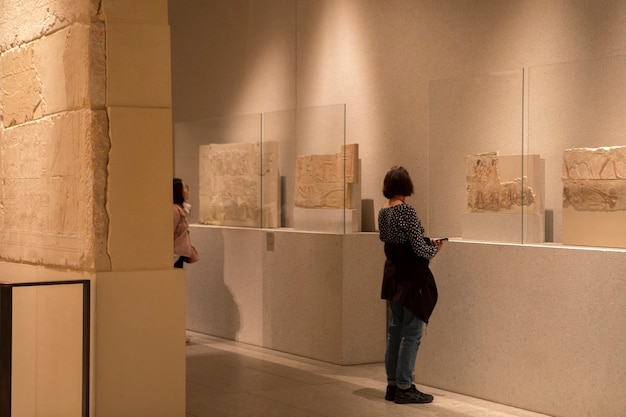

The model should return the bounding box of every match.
[199,142,280,227]
[466,152,535,212]
[562,145,626,211]
[295,144,359,209]
[0,110,108,268]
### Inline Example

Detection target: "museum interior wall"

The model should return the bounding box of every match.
[169,1,626,417]
[0,0,185,416]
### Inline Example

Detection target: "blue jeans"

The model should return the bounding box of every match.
[385,300,425,389]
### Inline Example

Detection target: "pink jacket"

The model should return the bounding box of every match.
[173,204,199,262]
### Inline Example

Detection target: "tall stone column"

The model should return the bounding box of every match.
[0,1,185,416]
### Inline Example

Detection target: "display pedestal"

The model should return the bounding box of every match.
[462,212,545,243]
[95,270,186,417]
[563,207,626,249]
[420,240,626,417]
[186,226,384,364]
[293,208,361,233]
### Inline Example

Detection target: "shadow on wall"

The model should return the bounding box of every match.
[186,229,240,340]
[544,209,553,242]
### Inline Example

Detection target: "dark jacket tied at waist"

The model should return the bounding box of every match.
[381,241,438,323]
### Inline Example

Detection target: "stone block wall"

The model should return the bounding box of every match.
[0,0,109,270]
[0,0,173,271]
[0,0,99,51]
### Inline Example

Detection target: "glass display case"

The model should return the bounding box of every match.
[174,104,359,233]
[173,113,263,225]
[428,54,626,249]
[528,55,626,249]
[427,69,539,244]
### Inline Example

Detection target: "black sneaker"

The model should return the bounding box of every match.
[393,384,434,404]
[385,385,397,401]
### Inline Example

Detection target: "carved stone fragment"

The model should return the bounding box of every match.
[0,110,109,268]
[0,23,104,127]
[466,152,535,212]
[199,142,280,227]
[295,144,359,209]
[562,145,626,211]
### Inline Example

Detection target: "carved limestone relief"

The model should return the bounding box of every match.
[294,144,359,209]
[0,110,109,268]
[562,145,626,211]
[466,152,536,213]
[199,142,280,227]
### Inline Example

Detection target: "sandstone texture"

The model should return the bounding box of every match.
[0,0,108,269]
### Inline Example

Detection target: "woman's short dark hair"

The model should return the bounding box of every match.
[382,166,414,199]
[173,178,185,205]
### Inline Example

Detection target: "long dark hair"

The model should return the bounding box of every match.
[173,178,185,206]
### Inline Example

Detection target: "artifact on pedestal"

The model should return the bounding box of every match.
[466,152,536,213]
[562,145,626,211]
[199,142,280,228]
[293,144,361,233]
[463,151,545,243]
[295,144,359,209]
[562,145,626,249]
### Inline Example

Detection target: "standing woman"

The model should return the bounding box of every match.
[173,178,199,268]
[378,166,444,404]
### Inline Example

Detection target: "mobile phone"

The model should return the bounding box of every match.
[436,237,448,242]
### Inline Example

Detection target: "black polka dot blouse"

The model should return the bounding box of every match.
[378,203,438,259]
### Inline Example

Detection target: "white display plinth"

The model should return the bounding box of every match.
[293,208,361,233]
[421,240,626,417]
[185,227,385,365]
[462,212,545,243]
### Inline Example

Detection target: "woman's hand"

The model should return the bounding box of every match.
[430,238,444,250]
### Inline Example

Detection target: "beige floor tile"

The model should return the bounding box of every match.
[186,332,552,417]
